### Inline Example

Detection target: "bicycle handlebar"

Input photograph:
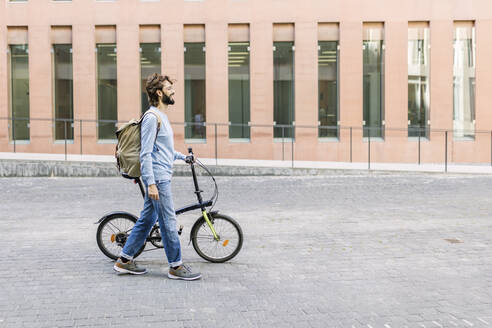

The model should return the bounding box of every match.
[187,147,195,164]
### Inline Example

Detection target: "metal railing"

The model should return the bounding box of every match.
[1,116,492,172]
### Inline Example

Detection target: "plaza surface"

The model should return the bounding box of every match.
[1,172,491,327]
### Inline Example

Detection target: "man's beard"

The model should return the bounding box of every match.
[163,94,175,105]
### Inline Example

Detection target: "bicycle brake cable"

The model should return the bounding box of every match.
[195,158,219,211]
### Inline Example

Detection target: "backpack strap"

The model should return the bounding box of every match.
[141,109,163,143]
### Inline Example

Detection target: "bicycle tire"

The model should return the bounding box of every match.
[96,213,146,261]
[190,213,243,263]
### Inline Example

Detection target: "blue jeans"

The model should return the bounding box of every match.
[121,180,182,267]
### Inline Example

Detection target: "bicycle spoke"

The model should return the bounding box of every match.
[98,216,138,259]
[193,217,241,261]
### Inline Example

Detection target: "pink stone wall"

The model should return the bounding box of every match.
[1,0,492,164]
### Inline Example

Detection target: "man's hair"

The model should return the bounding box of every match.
[145,73,174,107]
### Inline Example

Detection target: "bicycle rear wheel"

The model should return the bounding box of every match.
[190,213,243,263]
[96,213,146,260]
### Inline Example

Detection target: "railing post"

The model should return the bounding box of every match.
[350,127,352,163]
[281,126,285,161]
[214,123,217,166]
[12,117,16,153]
[368,128,371,170]
[291,125,294,168]
[64,120,68,161]
[80,119,83,156]
[445,130,448,173]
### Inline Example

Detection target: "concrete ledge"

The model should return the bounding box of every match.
[0,159,121,177]
[1,152,491,177]
[0,159,390,178]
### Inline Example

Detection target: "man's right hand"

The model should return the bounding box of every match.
[148,184,159,200]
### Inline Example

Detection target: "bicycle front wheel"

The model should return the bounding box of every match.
[190,213,243,263]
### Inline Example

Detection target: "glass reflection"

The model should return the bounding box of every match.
[10,44,30,141]
[228,42,250,139]
[318,41,338,138]
[184,42,206,139]
[97,44,117,140]
[453,25,475,139]
[274,41,294,139]
[53,44,74,140]
[140,43,161,113]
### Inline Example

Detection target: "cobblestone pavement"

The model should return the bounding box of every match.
[1,172,491,327]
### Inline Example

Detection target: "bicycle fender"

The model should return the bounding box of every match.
[189,210,219,242]
[94,211,139,224]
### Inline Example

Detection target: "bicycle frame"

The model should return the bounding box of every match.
[130,148,219,241]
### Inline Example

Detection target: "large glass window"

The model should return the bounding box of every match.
[228,42,250,139]
[453,23,476,139]
[273,41,294,138]
[408,25,430,138]
[184,42,206,140]
[53,44,73,140]
[363,25,384,138]
[318,41,338,138]
[96,44,117,140]
[140,43,161,113]
[9,44,30,141]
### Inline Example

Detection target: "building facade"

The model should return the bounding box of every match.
[1,0,492,164]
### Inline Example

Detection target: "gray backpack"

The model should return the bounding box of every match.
[115,109,162,178]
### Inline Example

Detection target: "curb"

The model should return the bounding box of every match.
[0,159,369,177]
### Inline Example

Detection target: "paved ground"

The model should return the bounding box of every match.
[1,172,491,327]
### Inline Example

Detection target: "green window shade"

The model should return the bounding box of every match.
[96,44,117,140]
[140,43,161,113]
[318,41,338,138]
[53,44,74,140]
[228,42,250,139]
[184,42,206,140]
[273,41,294,139]
[10,44,30,141]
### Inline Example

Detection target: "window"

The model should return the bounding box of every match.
[318,23,339,139]
[96,44,117,140]
[53,44,74,140]
[228,42,250,139]
[140,43,161,113]
[273,24,295,139]
[273,41,294,139]
[228,25,250,140]
[408,22,430,138]
[8,27,30,142]
[453,21,476,139]
[139,25,161,113]
[363,23,384,138]
[95,26,117,140]
[318,41,338,138]
[184,42,206,140]
[9,44,30,141]
[184,25,206,140]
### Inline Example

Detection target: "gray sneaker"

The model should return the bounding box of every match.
[168,264,202,281]
[113,258,148,275]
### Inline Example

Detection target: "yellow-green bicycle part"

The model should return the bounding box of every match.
[202,210,219,241]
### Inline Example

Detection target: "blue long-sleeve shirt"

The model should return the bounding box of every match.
[140,107,185,186]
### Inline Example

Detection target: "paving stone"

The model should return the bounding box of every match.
[0,174,491,327]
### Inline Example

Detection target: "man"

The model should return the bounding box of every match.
[113,73,201,281]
